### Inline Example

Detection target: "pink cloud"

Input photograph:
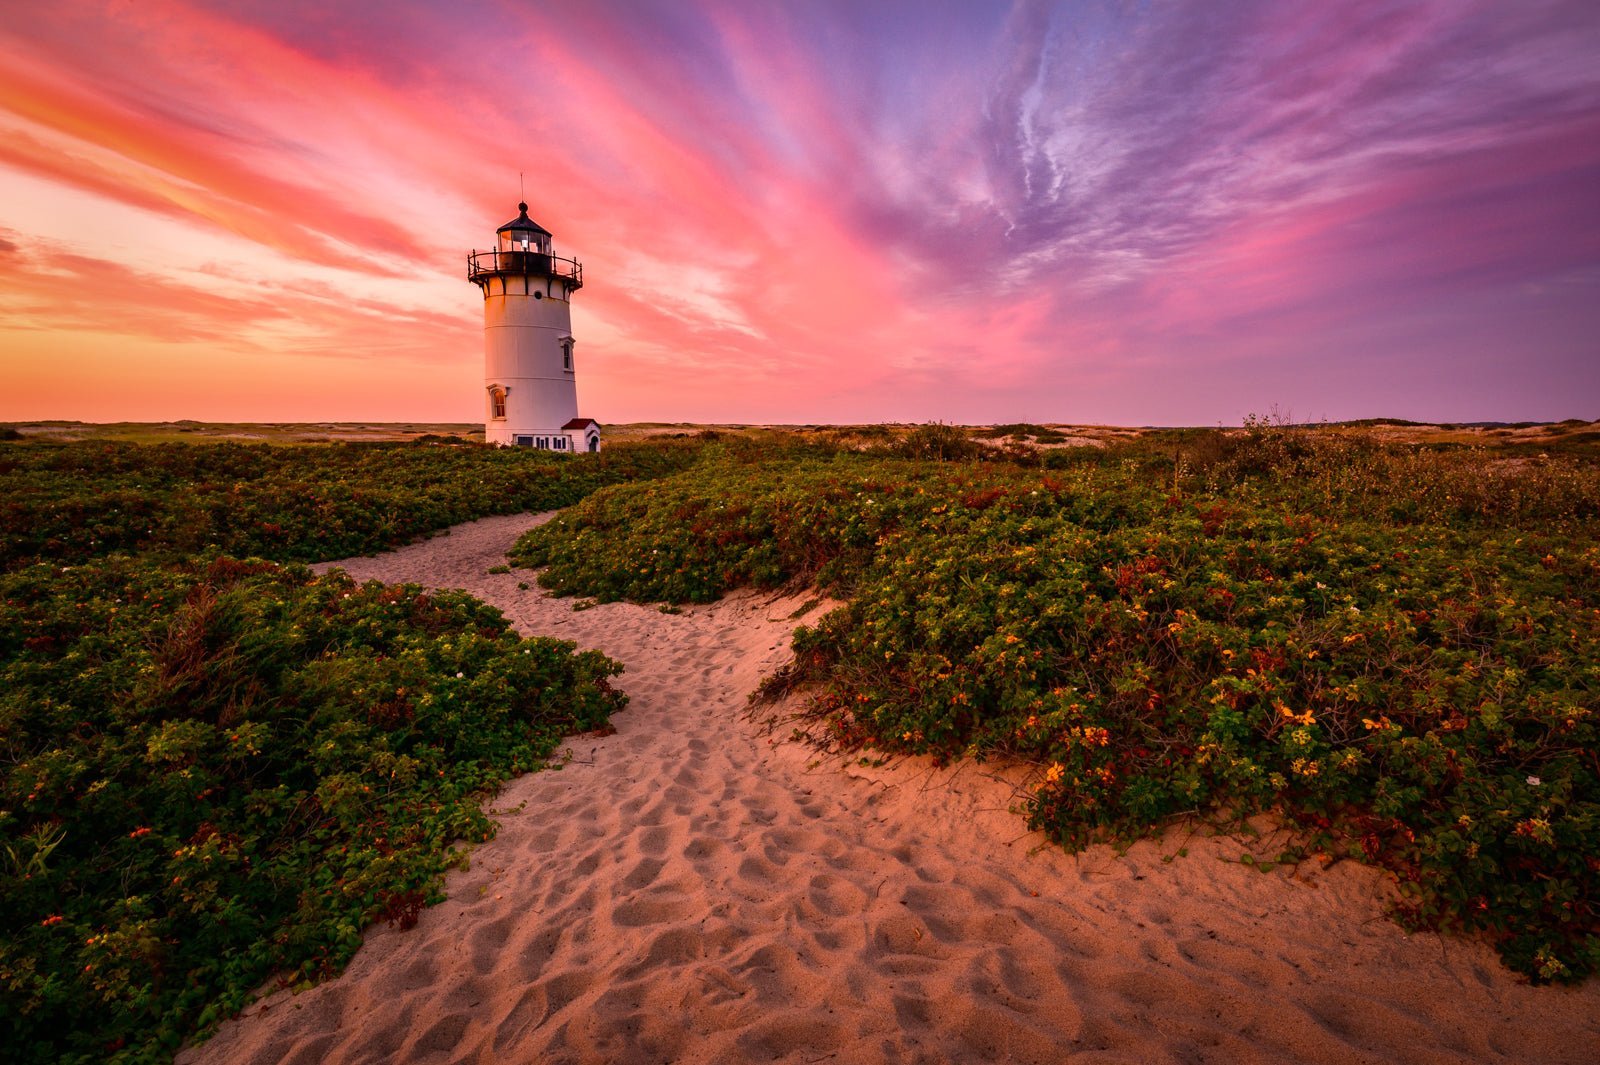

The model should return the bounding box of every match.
[0,0,1595,425]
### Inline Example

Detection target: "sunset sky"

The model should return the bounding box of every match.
[2,1,1597,426]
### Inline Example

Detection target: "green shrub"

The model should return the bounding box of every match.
[514,441,1600,982]
[878,423,985,462]
[511,456,1010,601]
[0,439,700,571]
[972,423,1070,444]
[0,556,625,1062]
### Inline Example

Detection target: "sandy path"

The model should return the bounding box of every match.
[183,513,1599,1065]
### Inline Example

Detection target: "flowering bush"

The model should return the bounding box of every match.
[0,556,624,1063]
[515,437,1600,982]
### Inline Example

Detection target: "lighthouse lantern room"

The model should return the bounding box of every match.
[467,203,600,451]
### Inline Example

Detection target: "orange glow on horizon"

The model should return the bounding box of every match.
[1,1,1595,426]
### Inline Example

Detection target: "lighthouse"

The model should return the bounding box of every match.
[467,203,600,452]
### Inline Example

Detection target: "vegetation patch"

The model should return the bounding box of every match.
[0,556,624,1063]
[0,436,698,1062]
[972,423,1072,444]
[0,439,699,571]
[513,424,1600,982]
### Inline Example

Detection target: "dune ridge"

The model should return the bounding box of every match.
[180,512,1599,1065]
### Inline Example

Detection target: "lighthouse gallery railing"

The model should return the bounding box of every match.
[466,249,583,288]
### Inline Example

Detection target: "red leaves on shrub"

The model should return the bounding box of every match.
[377,889,428,931]
[961,487,1006,510]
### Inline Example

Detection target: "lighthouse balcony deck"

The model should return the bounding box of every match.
[467,249,583,288]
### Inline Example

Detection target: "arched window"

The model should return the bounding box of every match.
[489,387,507,420]
[560,336,575,371]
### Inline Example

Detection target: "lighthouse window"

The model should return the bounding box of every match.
[560,337,574,370]
[489,388,506,420]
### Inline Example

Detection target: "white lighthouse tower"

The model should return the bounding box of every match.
[467,203,600,452]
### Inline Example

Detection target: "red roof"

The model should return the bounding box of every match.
[562,417,599,430]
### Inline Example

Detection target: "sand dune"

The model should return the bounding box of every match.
[181,512,1599,1065]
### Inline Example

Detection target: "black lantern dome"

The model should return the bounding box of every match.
[497,202,552,253]
[468,201,582,292]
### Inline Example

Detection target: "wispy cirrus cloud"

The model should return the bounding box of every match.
[0,0,1596,423]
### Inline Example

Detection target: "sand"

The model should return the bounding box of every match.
[180,512,1600,1065]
